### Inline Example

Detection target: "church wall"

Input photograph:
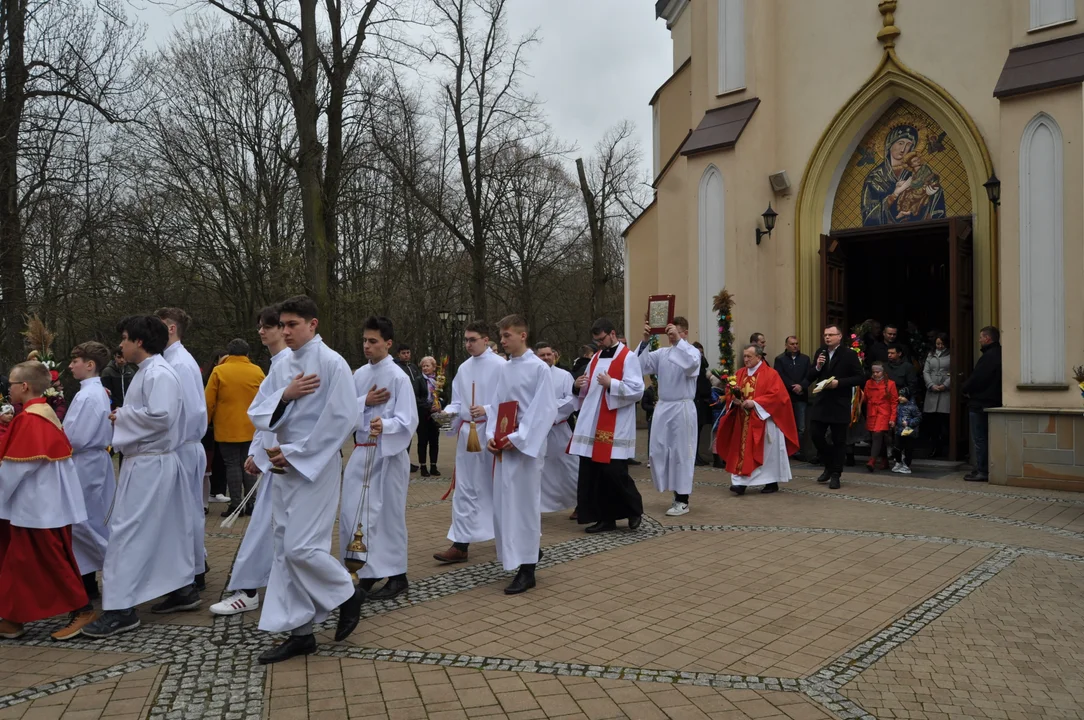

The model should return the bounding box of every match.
[1011,0,1084,45]
[655,63,693,175]
[654,156,692,337]
[997,84,1083,409]
[670,1,692,71]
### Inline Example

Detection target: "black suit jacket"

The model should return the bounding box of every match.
[807,345,865,425]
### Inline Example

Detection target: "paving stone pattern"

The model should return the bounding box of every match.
[1,435,1083,718]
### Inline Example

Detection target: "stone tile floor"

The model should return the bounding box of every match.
[2,432,1083,719]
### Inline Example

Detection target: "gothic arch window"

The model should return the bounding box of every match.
[1019,112,1065,385]
[698,165,725,367]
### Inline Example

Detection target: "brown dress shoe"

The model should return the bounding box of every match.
[433,546,469,564]
[0,619,25,639]
[569,511,578,521]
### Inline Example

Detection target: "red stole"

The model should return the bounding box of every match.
[586,345,629,464]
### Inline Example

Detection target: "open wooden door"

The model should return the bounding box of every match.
[820,234,847,333]
[948,217,974,461]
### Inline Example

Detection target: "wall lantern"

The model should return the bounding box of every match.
[983,173,1001,207]
[755,203,778,245]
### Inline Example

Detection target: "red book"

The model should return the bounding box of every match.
[494,401,519,449]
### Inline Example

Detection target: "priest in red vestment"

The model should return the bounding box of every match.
[715,345,800,495]
[0,361,92,640]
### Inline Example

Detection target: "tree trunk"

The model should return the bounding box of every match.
[576,157,604,321]
[294,0,331,334]
[0,0,29,362]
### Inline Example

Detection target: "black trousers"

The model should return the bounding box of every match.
[811,420,849,475]
[576,456,643,523]
[417,415,439,466]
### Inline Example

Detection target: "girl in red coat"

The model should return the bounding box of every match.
[863,362,898,472]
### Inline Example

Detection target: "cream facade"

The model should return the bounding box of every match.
[626,0,1084,490]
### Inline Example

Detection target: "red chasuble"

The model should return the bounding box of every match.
[713,364,800,477]
[0,398,87,623]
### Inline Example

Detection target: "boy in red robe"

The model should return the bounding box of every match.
[715,345,800,495]
[0,361,93,639]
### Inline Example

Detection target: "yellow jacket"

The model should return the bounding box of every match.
[205,356,265,443]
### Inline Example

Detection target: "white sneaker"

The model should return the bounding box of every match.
[890,462,903,473]
[898,464,912,474]
[211,494,231,503]
[646,460,651,468]
[210,592,259,616]
[665,501,690,517]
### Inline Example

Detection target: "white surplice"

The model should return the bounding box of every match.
[441,349,505,543]
[340,355,418,578]
[227,348,291,592]
[569,344,644,460]
[637,338,700,495]
[104,354,195,610]
[0,404,87,530]
[540,365,578,512]
[163,341,208,576]
[485,350,557,571]
[64,377,115,574]
[248,335,356,633]
[729,363,793,488]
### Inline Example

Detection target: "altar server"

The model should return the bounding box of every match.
[485,315,557,595]
[211,306,289,616]
[64,342,115,600]
[341,315,418,600]
[248,295,362,664]
[156,307,209,600]
[433,321,504,564]
[534,342,578,513]
[636,318,701,516]
[83,316,196,638]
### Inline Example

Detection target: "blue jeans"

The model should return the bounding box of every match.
[969,410,988,475]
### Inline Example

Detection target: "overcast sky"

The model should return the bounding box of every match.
[139,1,672,169]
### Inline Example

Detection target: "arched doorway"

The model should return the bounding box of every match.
[795,52,995,461]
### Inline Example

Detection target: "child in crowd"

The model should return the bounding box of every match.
[863,361,898,473]
[893,388,922,474]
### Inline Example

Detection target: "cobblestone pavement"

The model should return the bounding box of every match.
[2,433,1084,719]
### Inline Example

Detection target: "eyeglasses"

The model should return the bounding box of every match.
[463,336,483,344]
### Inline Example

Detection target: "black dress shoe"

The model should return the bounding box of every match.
[420,466,431,477]
[816,470,831,483]
[151,585,201,613]
[729,485,746,495]
[430,464,441,476]
[628,515,642,530]
[761,483,779,494]
[810,455,822,465]
[369,575,408,601]
[694,456,709,467]
[627,458,642,466]
[334,585,366,641]
[585,520,616,534]
[244,504,254,516]
[963,472,989,482]
[258,634,317,664]
[504,566,536,595]
[409,464,419,473]
[828,475,841,489]
[845,454,856,467]
[221,505,240,517]
[712,456,726,469]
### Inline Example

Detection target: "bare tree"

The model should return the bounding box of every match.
[371,0,551,320]
[203,0,397,342]
[0,0,144,361]
[575,121,647,321]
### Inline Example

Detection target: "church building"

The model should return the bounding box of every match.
[624,0,1084,490]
